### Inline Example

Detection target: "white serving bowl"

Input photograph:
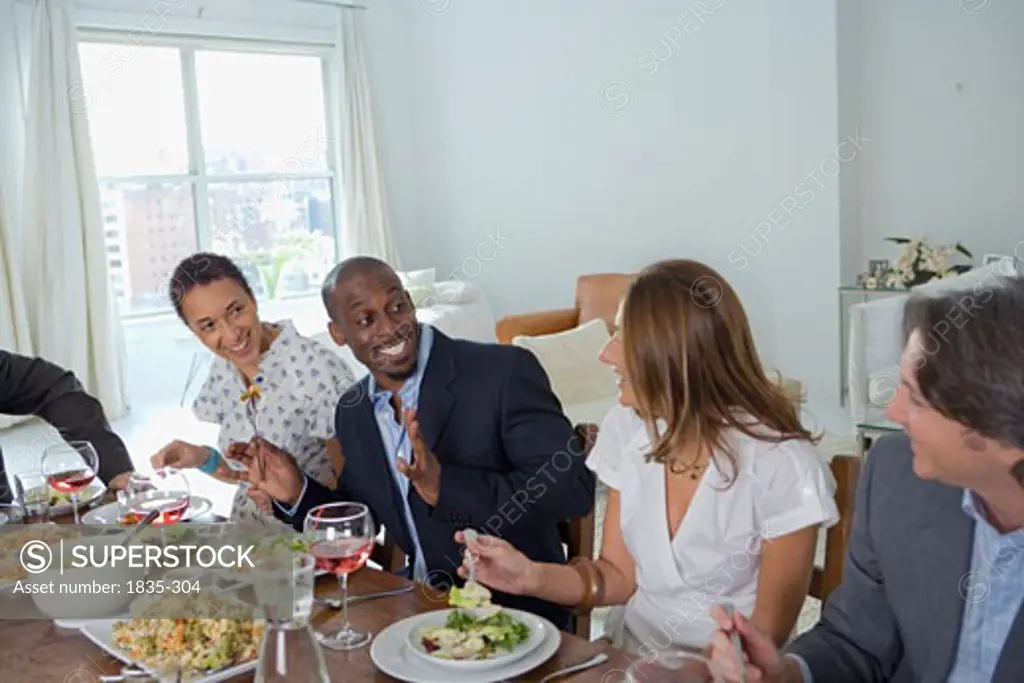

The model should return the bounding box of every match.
[30,534,148,620]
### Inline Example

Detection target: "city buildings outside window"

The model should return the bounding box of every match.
[79,38,340,317]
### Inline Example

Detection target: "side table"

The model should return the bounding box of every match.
[856,419,903,457]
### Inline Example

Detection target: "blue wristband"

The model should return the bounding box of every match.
[198,447,222,474]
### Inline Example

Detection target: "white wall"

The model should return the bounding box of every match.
[842,0,1024,275]
[365,0,849,432]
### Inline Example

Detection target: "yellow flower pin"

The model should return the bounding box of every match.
[240,376,265,403]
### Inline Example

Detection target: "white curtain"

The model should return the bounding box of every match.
[335,8,402,268]
[20,0,128,419]
[0,168,35,432]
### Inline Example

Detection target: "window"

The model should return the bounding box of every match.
[79,37,338,317]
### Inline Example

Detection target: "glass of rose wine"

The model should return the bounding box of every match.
[124,469,191,526]
[41,441,99,524]
[305,502,375,650]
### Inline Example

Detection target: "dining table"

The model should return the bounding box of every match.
[0,493,636,682]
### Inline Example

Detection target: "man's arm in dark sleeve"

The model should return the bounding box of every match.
[271,473,339,531]
[0,351,133,486]
[273,410,375,532]
[784,439,903,683]
[433,347,596,528]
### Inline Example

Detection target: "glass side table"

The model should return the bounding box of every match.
[856,418,903,457]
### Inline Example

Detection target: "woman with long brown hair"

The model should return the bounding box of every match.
[455,259,838,655]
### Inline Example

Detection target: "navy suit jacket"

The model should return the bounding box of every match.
[275,330,596,630]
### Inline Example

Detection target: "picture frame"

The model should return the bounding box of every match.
[867,259,890,279]
[982,253,1018,275]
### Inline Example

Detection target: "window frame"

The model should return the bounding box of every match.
[77,29,343,320]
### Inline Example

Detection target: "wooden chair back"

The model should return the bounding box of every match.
[370,528,406,573]
[559,422,600,638]
[808,454,862,603]
[575,273,632,334]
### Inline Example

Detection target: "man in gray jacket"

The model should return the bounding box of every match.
[709,275,1024,682]
[0,351,134,504]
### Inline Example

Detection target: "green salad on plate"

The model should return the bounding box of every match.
[418,582,531,660]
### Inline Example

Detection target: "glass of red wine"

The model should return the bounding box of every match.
[41,441,99,524]
[125,469,191,526]
[305,502,375,650]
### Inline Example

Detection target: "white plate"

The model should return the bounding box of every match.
[371,608,560,683]
[22,482,106,515]
[80,617,258,683]
[80,496,213,524]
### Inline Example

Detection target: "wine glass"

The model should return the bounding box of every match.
[625,650,721,683]
[41,441,99,524]
[304,502,375,650]
[125,469,191,525]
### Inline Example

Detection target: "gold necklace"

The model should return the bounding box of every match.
[668,457,710,481]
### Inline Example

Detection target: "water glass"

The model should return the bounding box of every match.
[254,553,329,683]
[13,473,50,521]
[255,621,331,683]
[253,552,316,626]
[625,650,720,683]
[0,503,26,526]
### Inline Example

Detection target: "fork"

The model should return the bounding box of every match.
[315,584,415,608]
[723,602,747,683]
[536,652,610,682]
[97,667,154,682]
[243,390,268,482]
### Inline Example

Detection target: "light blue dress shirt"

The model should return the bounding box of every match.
[278,324,435,582]
[791,489,1024,682]
[946,490,1024,681]
[363,323,434,582]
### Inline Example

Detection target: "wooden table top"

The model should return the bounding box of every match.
[0,502,634,682]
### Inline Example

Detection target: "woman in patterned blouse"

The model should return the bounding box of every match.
[150,252,356,526]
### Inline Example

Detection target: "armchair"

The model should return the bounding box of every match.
[496,273,633,343]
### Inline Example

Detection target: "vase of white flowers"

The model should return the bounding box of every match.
[882,237,973,287]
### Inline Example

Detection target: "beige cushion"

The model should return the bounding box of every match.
[512,319,620,412]
[564,395,619,428]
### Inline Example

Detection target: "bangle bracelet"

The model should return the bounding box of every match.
[568,560,593,612]
[198,447,222,474]
[569,557,602,613]
[592,559,607,606]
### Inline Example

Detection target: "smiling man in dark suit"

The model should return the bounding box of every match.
[241,256,595,630]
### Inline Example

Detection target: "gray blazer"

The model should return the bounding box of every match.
[787,432,1024,682]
